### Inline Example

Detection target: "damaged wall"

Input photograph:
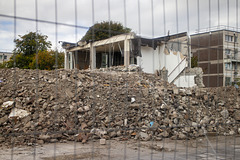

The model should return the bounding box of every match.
[73,51,90,70]
[138,43,189,82]
[138,46,160,74]
[174,67,205,88]
[137,39,197,88]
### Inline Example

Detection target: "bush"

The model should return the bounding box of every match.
[4,53,34,69]
[30,50,64,70]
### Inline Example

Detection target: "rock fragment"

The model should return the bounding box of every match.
[0,68,239,147]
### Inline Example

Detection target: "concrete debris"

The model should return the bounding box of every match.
[100,139,106,145]
[182,67,205,88]
[131,97,136,103]
[39,134,51,142]
[1,101,14,109]
[76,133,89,143]
[0,115,8,125]
[140,132,149,140]
[8,108,30,119]
[221,109,229,119]
[0,68,240,147]
[234,110,240,121]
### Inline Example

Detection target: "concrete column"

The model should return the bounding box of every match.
[69,52,73,69]
[108,45,112,67]
[72,52,75,69]
[90,43,96,69]
[124,39,130,68]
[187,36,191,68]
[64,52,68,69]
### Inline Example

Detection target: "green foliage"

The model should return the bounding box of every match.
[191,56,198,68]
[30,50,64,70]
[4,53,34,69]
[81,21,131,42]
[0,31,64,70]
[0,61,8,68]
[14,32,52,56]
[57,52,65,69]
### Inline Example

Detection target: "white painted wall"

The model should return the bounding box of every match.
[137,44,196,88]
[138,44,188,77]
[158,44,188,83]
[138,46,160,74]
[174,75,196,88]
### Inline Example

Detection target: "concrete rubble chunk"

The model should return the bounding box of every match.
[66,89,74,98]
[221,109,229,119]
[0,115,8,125]
[234,110,240,121]
[178,133,187,139]
[8,108,30,119]
[100,139,106,145]
[140,132,149,140]
[84,106,90,111]
[131,97,136,103]
[81,122,88,129]
[1,101,14,109]
[39,135,51,141]
[173,88,179,94]
[77,133,89,143]
[129,104,141,109]
[91,129,107,138]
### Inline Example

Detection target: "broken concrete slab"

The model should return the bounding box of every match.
[100,139,106,145]
[8,108,30,119]
[1,101,14,110]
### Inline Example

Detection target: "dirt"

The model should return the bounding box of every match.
[1,136,240,160]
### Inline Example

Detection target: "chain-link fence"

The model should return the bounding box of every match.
[0,0,240,159]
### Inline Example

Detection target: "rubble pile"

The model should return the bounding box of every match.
[0,68,240,146]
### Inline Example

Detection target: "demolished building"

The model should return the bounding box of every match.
[191,29,240,87]
[62,32,201,87]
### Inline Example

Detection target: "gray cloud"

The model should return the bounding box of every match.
[0,0,239,52]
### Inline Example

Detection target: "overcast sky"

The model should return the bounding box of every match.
[0,0,239,52]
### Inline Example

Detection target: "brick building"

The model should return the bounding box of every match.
[191,29,240,87]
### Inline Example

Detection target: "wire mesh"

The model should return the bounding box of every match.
[0,0,240,160]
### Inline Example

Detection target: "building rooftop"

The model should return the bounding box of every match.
[192,25,240,36]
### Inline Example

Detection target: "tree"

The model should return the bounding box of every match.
[30,50,64,70]
[81,21,131,42]
[5,31,55,69]
[14,31,51,56]
[2,32,64,70]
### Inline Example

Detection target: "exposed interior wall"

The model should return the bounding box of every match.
[96,51,124,68]
[138,44,187,74]
[138,44,186,74]
[138,43,193,87]
[69,50,124,70]
[75,51,90,70]
[138,46,160,74]
[175,67,205,88]
[174,75,196,88]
